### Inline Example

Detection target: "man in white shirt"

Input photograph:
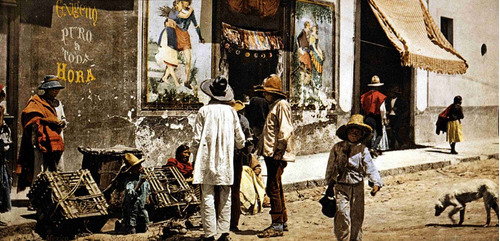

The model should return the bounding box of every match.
[192,76,245,241]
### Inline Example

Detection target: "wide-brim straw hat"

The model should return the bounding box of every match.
[367,75,384,87]
[124,153,145,172]
[336,114,373,141]
[262,74,286,97]
[39,75,65,90]
[231,100,246,111]
[200,76,234,102]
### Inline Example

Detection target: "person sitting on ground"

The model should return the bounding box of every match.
[240,154,267,215]
[324,114,383,241]
[121,153,151,234]
[165,144,193,181]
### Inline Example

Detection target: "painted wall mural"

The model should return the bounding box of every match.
[144,0,207,109]
[55,0,97,83]
[292,0,335,108]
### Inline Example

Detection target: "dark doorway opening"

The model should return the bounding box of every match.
[227,50,278,101]
[360,0,413,149]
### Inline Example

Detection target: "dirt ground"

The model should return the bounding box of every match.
[2,158,499,240]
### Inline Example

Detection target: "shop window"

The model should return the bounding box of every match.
[440,17,453,46]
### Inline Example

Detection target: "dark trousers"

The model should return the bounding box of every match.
[364,114,382,150]
[230,153,243,229]
[264,157,288,224]
[388,115,403,149]
[42,151,62,171]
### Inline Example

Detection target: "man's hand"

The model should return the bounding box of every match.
[273,149,285,160]
[370,185,380,196]
[325,184,335,197]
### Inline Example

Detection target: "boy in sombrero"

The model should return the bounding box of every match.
[324,114,383,241]
[121,153,151,234]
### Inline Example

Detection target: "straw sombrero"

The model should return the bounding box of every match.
[231,100,246,112]
[124,153,145,172]
[367,75,384,87]
[336,114,373,141]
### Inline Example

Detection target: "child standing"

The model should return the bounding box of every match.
[324,114,383,241]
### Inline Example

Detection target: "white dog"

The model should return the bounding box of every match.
[434,179,499,226]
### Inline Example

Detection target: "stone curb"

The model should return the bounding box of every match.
[282,153,499,193]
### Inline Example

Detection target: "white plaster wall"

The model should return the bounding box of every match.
[427,0,499,107]
[338,0,355,112]
[415,68,428,111]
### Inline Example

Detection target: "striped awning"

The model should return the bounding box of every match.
[368,0,468,74]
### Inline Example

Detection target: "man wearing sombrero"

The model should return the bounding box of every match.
[360,75,387,155]
[193,76,245,241]
[256,74,295,238]
[324,114,383,241]
[16,75,67,192]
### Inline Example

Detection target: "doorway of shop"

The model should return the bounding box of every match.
[359,0,413,150]
[227,50,278,101]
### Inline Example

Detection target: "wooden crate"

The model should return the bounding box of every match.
[28,169,109,236]
[78,145,143,191]
[145,166,200,209]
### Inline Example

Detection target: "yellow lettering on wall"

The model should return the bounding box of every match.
[86,69,96,82]
[75,70,84,83]
[57,62,67,81]
[55,0,98,26]
[55,0,66,18]
[67,69,75,83]
[56,63,96,84]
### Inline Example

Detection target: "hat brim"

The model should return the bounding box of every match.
[125,158,145,172]
[336,123,372,141]
[201,78,234,102]
[367,83,384,87]
[39,86,65,90]
[39,81,65,90]
[262,87,287,97]
[232,103,245,111]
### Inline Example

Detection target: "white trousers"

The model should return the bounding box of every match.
[201,184,232,238]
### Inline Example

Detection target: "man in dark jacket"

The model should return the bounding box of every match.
[385,88,408,149]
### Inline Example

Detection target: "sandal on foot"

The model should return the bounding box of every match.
[257,228,283,238]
